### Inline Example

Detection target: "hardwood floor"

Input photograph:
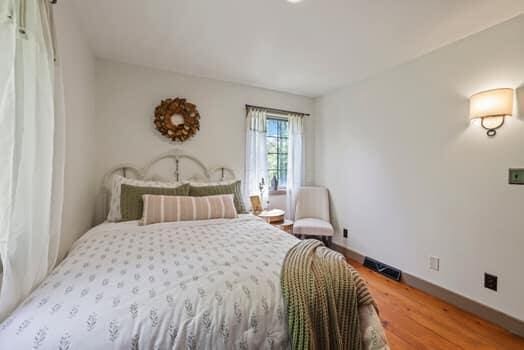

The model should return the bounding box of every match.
[349,259,524,349]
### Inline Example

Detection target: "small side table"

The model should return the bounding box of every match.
[275,220,294,234]
[256,210,294,234]
[257,209,285,224]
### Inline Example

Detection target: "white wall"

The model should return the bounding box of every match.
[94,60,314,216]
[53,2,98,260]
[315,15,524,320]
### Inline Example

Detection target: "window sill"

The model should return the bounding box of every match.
[269,189,287,196]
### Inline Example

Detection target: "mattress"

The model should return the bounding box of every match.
[0,215,387,349]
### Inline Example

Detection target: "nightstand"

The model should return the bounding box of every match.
[257,209,285,223]
[274,220,294,234]
[257,210,293,234]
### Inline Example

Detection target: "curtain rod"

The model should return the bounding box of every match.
[245,104,310,117]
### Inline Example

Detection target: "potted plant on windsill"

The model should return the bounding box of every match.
[271,175,278,192]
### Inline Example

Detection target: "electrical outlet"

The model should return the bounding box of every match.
[484,273,498,291]
[343,228,348,238]
[429,256,440,271]
[509,168,524,185]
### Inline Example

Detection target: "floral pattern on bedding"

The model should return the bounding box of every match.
[0,216,299,350]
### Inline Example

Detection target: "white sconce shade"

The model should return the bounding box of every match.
[469,88,513,119]
[469,88,513,137]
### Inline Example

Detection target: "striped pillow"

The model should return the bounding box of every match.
[141,194,238,225]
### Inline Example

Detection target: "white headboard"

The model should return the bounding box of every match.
[96,149,237,223]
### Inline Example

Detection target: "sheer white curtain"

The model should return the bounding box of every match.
[244,108,269,208]
[286,114,305,220]
[0,0,62,321]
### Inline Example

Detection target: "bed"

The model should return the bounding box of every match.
[0,150,388,349]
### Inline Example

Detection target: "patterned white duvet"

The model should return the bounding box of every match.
[0,215,387,349]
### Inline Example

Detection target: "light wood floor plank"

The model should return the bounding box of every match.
[348,259,524,349]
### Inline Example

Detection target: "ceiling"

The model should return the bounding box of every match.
[71,0,523,97]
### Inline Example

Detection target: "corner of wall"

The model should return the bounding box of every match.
[53,1,98,261]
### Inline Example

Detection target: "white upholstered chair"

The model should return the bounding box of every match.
[293,186,334,246]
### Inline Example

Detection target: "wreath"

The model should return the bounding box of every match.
[154,97,200,142]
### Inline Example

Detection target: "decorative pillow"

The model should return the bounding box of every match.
[107,175,184,222]
[120,183,190,221]
[189,180,246,213]
[141,194,238,225]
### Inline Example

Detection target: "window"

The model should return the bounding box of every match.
[266,117,288,190]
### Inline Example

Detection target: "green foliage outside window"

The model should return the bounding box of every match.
[266,117,288,188]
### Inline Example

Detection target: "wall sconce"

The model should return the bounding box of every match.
[469,88,514,137]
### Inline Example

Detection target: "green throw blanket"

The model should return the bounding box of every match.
[281,239,377,350]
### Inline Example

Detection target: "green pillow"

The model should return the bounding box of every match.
[189,180,246,213]
[120,183,190,221]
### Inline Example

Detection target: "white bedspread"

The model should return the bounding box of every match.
[0,215,299,349]
[0,215,388,350]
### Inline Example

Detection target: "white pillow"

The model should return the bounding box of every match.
[107,175,184,222]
